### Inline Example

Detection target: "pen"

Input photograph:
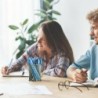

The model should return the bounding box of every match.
[8,58,13,69]
[22,68,25,76]
[8,48,18,68]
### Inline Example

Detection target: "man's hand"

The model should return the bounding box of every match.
[72,68,87,83]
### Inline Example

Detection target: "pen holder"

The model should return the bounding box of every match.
[27,57,43,81]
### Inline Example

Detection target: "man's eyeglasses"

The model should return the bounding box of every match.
[58,80,89,93]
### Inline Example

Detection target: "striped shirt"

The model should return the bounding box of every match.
[9,43,70,77]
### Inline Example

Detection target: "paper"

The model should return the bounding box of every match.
[70,80,95,87]
[3,70,29,77]
[0,83,52,95]
[31,85,52,95]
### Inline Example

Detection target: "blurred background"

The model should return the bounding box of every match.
[0,0,98,65]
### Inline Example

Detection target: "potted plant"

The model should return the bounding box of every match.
[9,0,61,59]
[28,0,61,33]
[9,19,37,58]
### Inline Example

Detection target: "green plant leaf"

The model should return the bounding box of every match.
[44,0,50,9]
[47,10,61,15]
[28,23,39,33]
[36,9,46,14]
[52,10,61,15]
[28,19,46,33]
[26,40,35,45]
[22,19,29,25]
[50,0,60,6]
[48,15,57,20]
[9,25,19,30]
[15,36,24,41]
[18,39,26,50]
[35,13,46,18]
[16,50,24,58]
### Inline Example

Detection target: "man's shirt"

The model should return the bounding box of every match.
[71,43,98,80]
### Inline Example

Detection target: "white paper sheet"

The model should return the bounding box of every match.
[0,83,52,95]
[3,70,29,77]
[70,80,95,87]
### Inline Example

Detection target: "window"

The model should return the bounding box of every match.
[0,0,40,65]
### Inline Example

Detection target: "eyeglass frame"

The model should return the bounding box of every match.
[58,80,89,93]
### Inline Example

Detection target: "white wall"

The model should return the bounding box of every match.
[54,0,98,60]
[0,0,40,65]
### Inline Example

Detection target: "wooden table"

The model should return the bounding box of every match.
[0,75,98,98]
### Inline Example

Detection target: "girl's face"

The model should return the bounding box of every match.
[37,28,51,54]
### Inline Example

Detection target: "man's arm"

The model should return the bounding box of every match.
[67,65,87,83]
[67,49,91,83]
[67,65,77,80]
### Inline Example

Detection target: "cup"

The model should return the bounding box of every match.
[28,57,42,81]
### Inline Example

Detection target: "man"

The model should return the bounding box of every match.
[67,8,98,83]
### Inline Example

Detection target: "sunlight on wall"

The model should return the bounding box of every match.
[0,0,40,65]
[54,0,98,60]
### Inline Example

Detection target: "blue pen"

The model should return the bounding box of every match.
[8,48,18,69]
[8,57,13,69]
[22,67,25,76]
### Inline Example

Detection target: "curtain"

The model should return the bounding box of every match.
[0,0,40,65]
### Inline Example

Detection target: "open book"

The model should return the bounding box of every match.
[3,70,29,77]
[70,78,98,87]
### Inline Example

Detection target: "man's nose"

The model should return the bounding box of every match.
[90,31,94,39]
[90,31,93,35]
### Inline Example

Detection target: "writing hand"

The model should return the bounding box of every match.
[72,68,87,83]
[1,66,9,75]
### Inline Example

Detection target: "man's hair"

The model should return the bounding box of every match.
[39,20,74,64]
[87,8,98,22]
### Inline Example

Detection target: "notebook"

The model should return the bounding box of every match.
[3,70,29,77]
[70,78,98,87]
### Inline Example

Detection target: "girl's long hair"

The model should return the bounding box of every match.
[40,21,74,64]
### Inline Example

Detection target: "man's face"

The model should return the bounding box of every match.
[90,21,98,44]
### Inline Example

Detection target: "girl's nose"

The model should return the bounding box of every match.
[37,38,41,43]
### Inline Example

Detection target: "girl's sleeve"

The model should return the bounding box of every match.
[43,54,70,77]
[8,43,37,72]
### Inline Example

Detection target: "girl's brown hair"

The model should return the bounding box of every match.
[40,20,74,64]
